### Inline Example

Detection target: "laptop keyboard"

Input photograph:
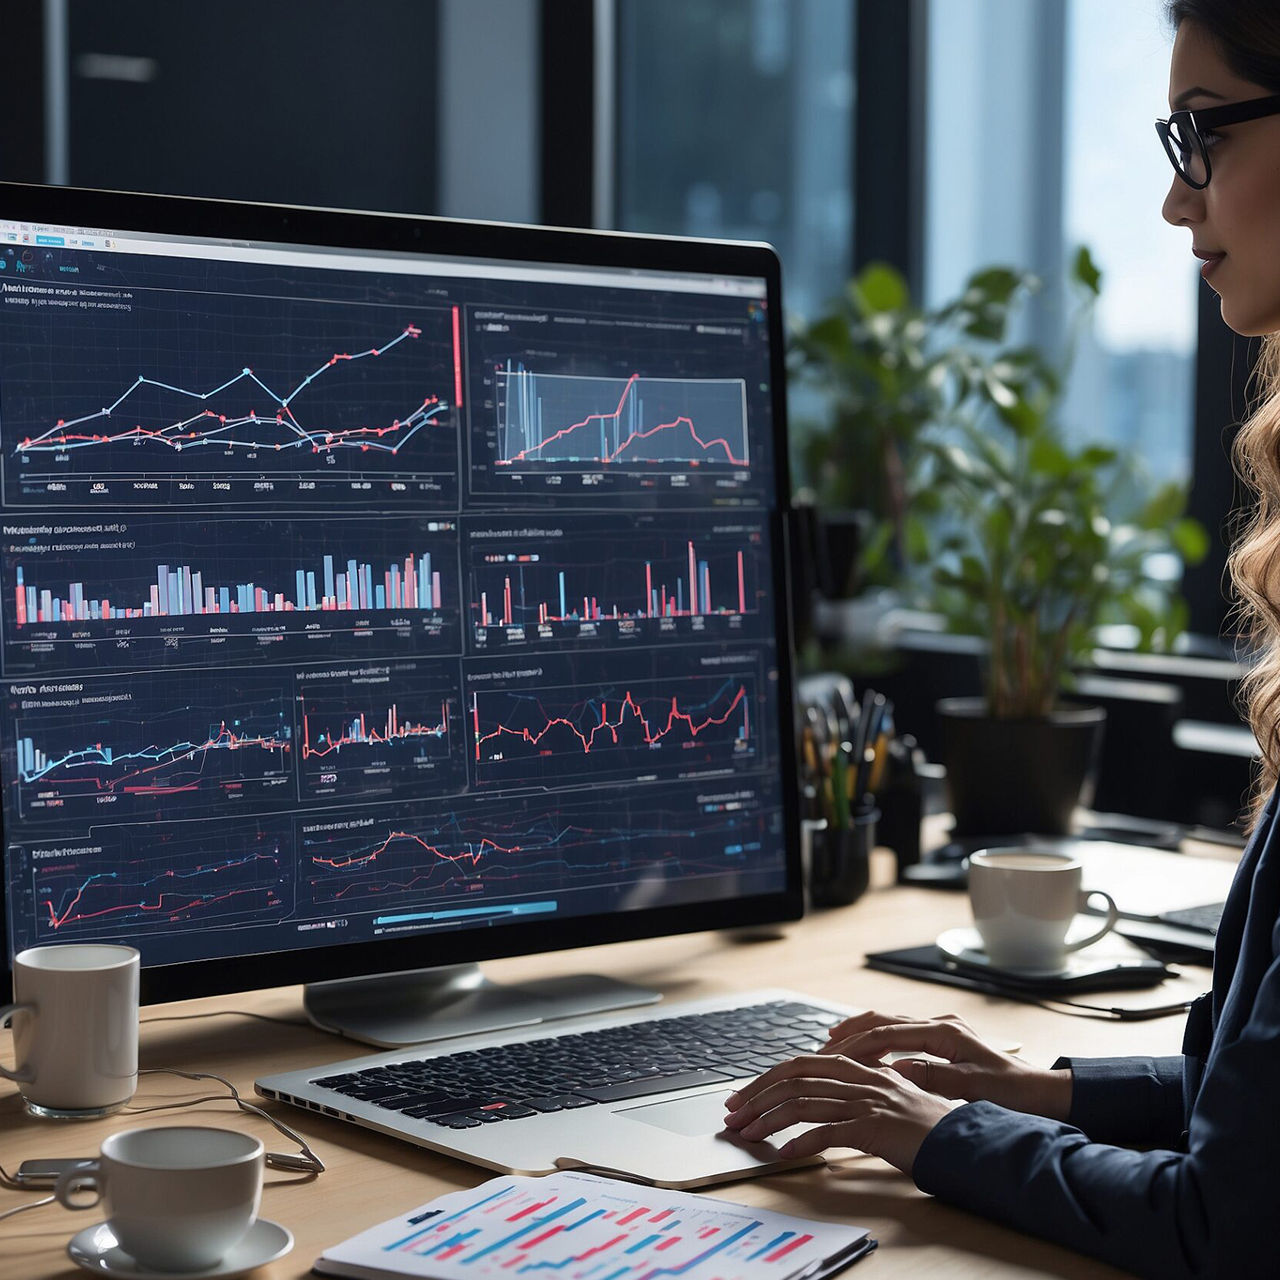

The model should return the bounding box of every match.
[310,999,841,1131]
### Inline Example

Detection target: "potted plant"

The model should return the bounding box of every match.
[788,261,1048,593]
[917,251,1207,835]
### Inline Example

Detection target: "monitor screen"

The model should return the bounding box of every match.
[0,193,795,994]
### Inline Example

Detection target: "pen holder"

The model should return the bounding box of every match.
[807,807,877,908]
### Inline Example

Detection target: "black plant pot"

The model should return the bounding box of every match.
[937,697,1106,837]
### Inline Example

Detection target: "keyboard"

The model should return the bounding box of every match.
[308,999,842,1132]
[1159,901,1225,935]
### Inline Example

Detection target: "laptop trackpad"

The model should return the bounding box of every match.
[618,1090,743,1136]
[619,1088,809,1145]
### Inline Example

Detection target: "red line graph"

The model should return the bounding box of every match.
[473,683,749,759]
[45,853,282,929]
[309,829,521,873]
[498,373,749,467]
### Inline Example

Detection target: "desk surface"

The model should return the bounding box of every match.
[0,842,1233,1280]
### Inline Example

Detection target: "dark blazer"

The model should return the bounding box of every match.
[913,788,1280,1280]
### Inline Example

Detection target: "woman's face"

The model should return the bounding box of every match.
[1163,21,1280,336]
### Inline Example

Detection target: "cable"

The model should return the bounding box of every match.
[140,1009,313,1029]
[126,1068,325,1174]
[0,1194,54,1224]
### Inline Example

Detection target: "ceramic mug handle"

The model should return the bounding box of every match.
[55,1161,104,1211]
[1065,889,1120,953]
[0,1002,34,1082]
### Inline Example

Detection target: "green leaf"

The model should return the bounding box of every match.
[1073,245,1103,296]
[966,266,1024,304]
[851,263,910,316]
[1172,517,1210,564]
[1139,481,1188,529]
[1029,436,1072,479]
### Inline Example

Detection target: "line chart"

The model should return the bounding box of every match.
[5,671,294,826]
[468,652,764,790]
[29,817,292,943]
[295,660,465,804]
[464,303,774,505]
[1,292,460,507]
[16,324,443,459]
[495,367,749,469]
[298,787,781,918]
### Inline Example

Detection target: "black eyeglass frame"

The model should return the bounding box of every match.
[1156,93,1280,189]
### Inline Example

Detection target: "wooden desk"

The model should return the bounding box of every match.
[0,847,1227,1280]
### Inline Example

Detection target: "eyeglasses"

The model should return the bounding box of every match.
[1156,93,1280,189]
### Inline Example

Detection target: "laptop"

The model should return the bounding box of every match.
[257,989,875,1189]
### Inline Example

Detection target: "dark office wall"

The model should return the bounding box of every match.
[62,1,438,212]
[0,2,45,183]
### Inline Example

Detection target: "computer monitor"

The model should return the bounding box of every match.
[0,183,800,1044]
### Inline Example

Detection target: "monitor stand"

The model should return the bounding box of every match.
[303,963,662,1048]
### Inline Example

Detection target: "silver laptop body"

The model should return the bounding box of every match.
[257,988,856,1188]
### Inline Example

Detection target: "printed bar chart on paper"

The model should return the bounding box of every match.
[313,1171,871,1280]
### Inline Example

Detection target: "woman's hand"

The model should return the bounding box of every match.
[721,1054,952,1176]
[819,1010,1073,1121]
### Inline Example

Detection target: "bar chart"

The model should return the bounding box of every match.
[321,1172,869,1280]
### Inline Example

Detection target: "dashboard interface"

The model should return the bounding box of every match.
[0,215,788,968]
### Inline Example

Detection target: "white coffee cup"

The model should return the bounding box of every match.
[55,1126,264,1272]
[968,850,1119,971]
[0,943,139,1117]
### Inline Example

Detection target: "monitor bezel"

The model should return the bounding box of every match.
[0,181,803,1006]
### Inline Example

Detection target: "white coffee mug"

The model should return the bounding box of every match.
[0,943,139,1117]
[968,850,1119,971]
[55,1126,264,1272]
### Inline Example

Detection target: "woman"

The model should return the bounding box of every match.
[724,6,1280,1278]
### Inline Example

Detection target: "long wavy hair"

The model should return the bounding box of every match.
[1166,2,1280,826]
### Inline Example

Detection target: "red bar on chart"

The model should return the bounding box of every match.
[765,1234,813,1262]
[505,1198,555,1223]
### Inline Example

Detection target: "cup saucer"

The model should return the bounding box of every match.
[936,925,1072,978]
[67,1217,293,1279]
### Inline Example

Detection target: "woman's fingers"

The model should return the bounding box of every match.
[734,1093,874,1142]
[822,1009,913,1043]
[724,1053,882,1111]
[724,1074,870,1131]
[776,1120,865,1160]
[823,1021,972,1064]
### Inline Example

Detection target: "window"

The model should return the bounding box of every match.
[924,0,1196,482]
[1061,0,1198,484]
[613,0,855,321]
